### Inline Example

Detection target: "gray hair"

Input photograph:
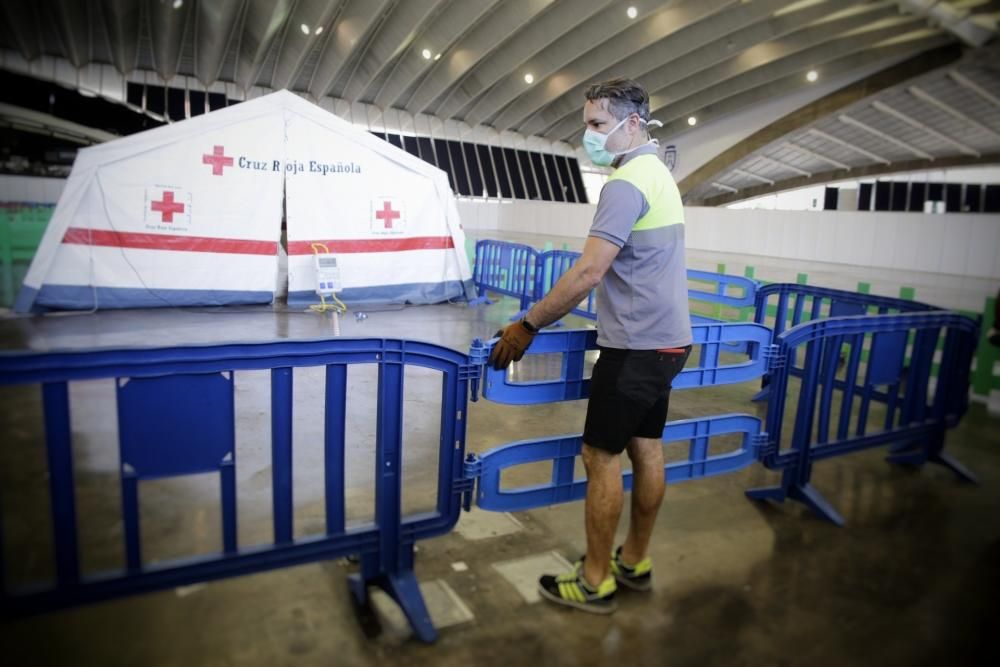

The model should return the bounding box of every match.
[584,78,651,122]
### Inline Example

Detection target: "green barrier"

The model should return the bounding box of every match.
[1,205,52,307]
[973,297,999,396]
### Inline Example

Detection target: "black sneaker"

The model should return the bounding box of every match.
[538,561,617,614]
[610,546,653,592]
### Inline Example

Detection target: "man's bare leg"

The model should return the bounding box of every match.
[581,443,623,587]
[621,436,665,564]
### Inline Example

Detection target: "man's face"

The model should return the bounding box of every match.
[583,98,637,153]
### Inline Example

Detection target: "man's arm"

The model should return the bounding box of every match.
[524,235,621,329]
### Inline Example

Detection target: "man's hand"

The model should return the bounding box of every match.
[488,319,538,370]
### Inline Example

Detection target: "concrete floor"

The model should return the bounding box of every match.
[1,285,998,666]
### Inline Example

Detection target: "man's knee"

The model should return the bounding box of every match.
[626,437,662,465]
[582,443,618,471]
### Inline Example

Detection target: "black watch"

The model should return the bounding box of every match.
[521,318,539,333]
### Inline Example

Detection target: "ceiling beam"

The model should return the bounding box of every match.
[307,0,392,101]
[908,84,1000,143]
[404,0,554,114]
[839,112,937,159]
[783,142,852,170]
[486,0,736,132]
[733,168,775,186]
[194,0,246,87]
[758,155,812,177]
[949,68,1000,107]
[235,1,295,91]
[691,152,1000,206]
[807,128,891,165]
[674,42,963,195]
[534,0,835,140]
[430,0,609,119]
[373,0,502,111]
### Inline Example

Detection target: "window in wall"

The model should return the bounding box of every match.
[528,152,551,200]
[516,150,539,199]
[189,90,206,116]
[208,92,227,110]
[386,133,403,150]
[873,180,891,210]
[567,157,588,204]
[126,82,143,108]
[823,186,838,210]
[146,86,165,115]
[554,155,579,203]
[402,135,420,159]
[476,145,499,197]
[462,143,484,197]
[857,182,873,211]
[448,141,471,195]
[890,182,908,211]
[167,88,185,120]
[543,153,566,202]
[964,184,982,212]
[945,183,962,212]
[907,182,926,211]
[488,146,512,198]
[433,138,456,192]
[417,137,436,167]
[503,148,527,198]
[369,131,387,141]
[984,185,1000,213]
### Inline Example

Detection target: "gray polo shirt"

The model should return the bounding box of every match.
[588,144,692,350]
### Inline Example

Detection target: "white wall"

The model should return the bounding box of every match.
[0,175,66,203]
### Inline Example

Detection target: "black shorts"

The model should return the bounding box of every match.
[583,346,691,454]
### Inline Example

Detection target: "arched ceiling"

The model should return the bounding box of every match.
[0,0,997,198]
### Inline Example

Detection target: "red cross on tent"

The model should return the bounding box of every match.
[150,191,185,223]
[375,200,401,229]
[202,145,233,175]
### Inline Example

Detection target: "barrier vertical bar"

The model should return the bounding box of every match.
[41,381,80,587]
[271,367,293,544]
[325,364,347,534]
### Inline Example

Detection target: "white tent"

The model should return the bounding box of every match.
[15,90,474,312]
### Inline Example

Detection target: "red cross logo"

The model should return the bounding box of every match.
[375,201,401,229]
[202,145,233,175]
[150,191,185,223]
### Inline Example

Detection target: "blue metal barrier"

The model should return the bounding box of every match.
[688,269,757,310]
[751,283,939,401]
[746,311,979,525]
[468,414,766,511]
[471,323,772,405]
[0,338,475,643]
[528,250,597,320]
[469,240,538,311]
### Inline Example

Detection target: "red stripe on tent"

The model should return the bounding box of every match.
[62,227,278,255]
[287,237,455,254]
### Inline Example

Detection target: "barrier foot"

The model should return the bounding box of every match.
[746,483,844,526]
[347,569,438,643]
[384,570,437,643]
[468,296,494,306]
[888,448,979,484]
[931,452,979,484]
[750,384,770,402]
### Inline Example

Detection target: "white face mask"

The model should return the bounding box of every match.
[582,116,663,166]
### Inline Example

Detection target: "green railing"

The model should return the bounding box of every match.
[1,203,53,307]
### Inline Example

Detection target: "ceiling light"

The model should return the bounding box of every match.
[314,26,323,35]
[172,0,183,9]
[627,6,638,19]
[421,48,432,60]
[806,70,818,83]
[300,24,310,35]
[687,116,697,126]
[524,73,534,84]
[434,53,441,61]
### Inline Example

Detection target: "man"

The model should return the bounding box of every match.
[488,78,692,614]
